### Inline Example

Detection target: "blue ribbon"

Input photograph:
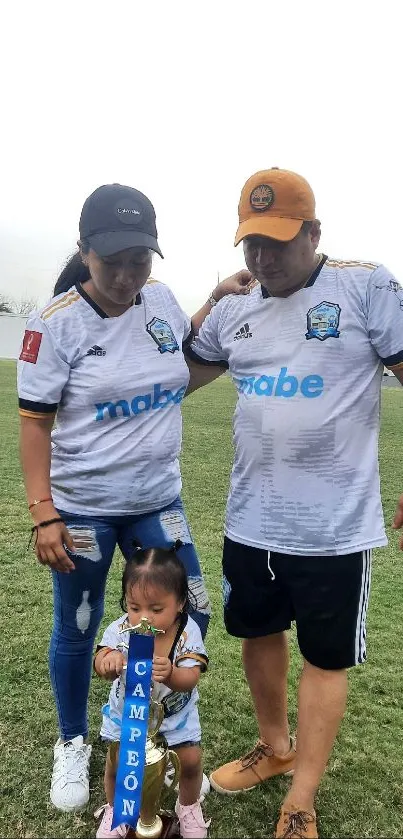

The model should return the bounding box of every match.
[111,632,154,831]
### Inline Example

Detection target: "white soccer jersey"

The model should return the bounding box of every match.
[17,281,192,515]
[99,614,208,746]
[188,257,403,556]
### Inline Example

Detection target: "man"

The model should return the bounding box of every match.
[185,168,403,838]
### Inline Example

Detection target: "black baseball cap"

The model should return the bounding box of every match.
[79,183,163,258]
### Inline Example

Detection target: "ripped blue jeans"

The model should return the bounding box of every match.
[50,496,210,740]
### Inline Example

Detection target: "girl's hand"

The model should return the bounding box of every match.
[152,655,173,683]
[98,650,125,680]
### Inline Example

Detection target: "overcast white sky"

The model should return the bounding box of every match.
[1,1,402,313]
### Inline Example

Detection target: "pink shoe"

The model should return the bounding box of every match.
[94,804,128,838]
[175,799,211,838]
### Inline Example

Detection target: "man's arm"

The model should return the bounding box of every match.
[365,265,403,549]
[389,367,403,547]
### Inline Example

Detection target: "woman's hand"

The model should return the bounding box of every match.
[213,269,254,301]
[34,517,76,573]
[152,655,173,683]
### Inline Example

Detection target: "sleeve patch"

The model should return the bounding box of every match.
[19,330,42,364]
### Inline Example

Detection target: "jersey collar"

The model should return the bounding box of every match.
[76,282,142,318]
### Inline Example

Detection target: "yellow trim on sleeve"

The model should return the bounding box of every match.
[176,652,208,671]
[388,362,403,370]
[42,292,81,321]
[146,278,161,284]
[326,259,378,270]
[19,409,56,419]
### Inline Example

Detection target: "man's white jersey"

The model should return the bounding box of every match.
[17,281,192,516]
[188,257,403,556]
[99,614,208,746]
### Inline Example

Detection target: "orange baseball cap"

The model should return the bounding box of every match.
[235,168,316,245]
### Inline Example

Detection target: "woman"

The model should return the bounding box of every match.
[17,182,251,813]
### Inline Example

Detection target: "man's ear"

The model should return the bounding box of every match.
[311,219,321,249]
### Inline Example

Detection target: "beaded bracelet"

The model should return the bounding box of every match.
[28,497,53,511]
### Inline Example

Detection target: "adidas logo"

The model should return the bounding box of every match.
[87,345,106,357]
[234,323,252,340]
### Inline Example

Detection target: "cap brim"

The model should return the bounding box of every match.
[87,230,163,258]
[234,216,304,246]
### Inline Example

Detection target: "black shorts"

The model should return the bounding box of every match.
[222,537,372,670]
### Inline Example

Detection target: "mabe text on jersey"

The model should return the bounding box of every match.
[234,367,324,399]
[94,383,186,421]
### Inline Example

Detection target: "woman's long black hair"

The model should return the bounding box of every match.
[53,246,90,296]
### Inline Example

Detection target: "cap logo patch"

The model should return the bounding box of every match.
[114,203,143,225]
[250,184,274,212]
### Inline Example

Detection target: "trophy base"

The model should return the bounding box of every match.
[128,810,181,839]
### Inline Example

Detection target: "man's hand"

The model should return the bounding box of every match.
[152,655,173,683]
[392,494,403,549]
[213,270,254,301]
[97,650,125,680]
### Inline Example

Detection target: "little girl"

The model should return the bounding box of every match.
[94,543,210,839]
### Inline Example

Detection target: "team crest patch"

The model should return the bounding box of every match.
[250,184,275,211]
[146,317,179,353]
[306,301,341,341]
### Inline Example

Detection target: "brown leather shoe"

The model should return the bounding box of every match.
[275,804,318,838]
[209,739,295,794]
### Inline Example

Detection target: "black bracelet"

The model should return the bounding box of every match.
[28,517,65,550]
[34,517,64,529]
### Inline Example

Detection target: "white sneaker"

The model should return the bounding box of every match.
[50,735,92,812]
[164,767,210,802]
[198,773,211,803]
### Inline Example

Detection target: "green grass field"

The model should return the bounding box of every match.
[1,358,402,838]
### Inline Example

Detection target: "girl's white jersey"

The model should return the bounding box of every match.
[99,614,208,747]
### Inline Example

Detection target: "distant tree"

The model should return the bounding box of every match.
[13,297,38,315]
[0,295,38,315]
[0,295,13,314]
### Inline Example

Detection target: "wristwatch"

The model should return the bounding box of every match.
[208,291,218,307]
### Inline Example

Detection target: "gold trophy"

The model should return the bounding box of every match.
[118,617,181,839]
